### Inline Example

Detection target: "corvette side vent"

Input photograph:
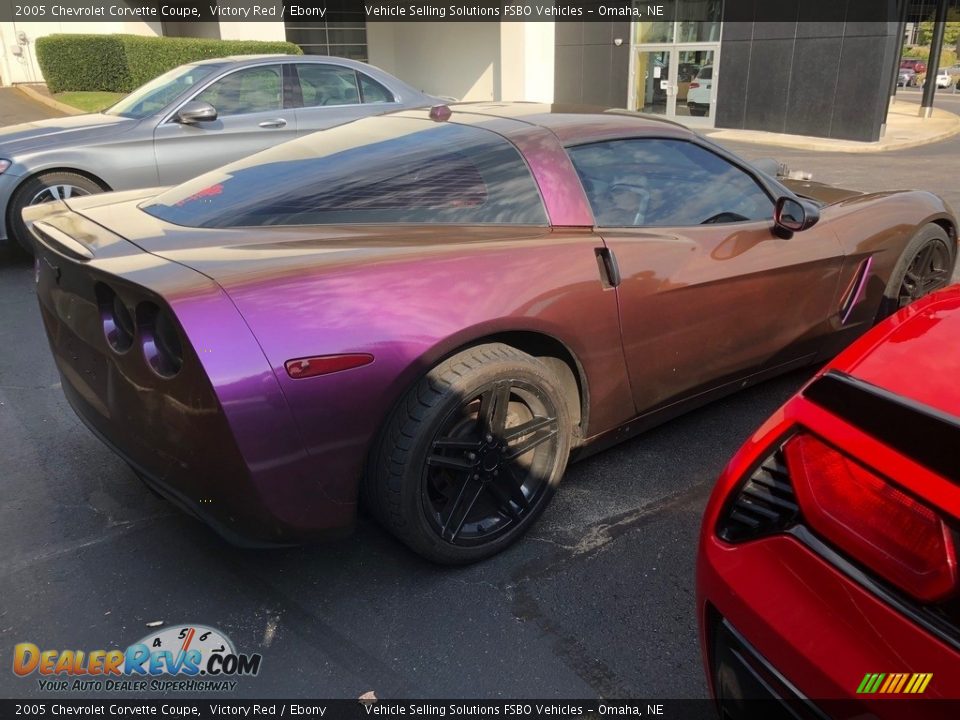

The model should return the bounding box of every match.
[718,447,799,543]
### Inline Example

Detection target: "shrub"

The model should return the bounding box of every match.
[36,34,302,93]
[35,35,130,93]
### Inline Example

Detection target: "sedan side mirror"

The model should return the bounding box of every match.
[774,196,820,235]
[175,101,217,124]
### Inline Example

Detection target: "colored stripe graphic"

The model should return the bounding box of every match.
[857,672,932,694]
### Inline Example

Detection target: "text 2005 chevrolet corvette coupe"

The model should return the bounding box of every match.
[27,103,957,563]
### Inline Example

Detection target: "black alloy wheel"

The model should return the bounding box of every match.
[896,238,953,308]
[423,378,561,546]
[878,224,956,321]
[367,343,572,564]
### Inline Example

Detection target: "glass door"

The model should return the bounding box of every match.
[632,46,717,123]
[675,48,716,123]
[634,49,672,116]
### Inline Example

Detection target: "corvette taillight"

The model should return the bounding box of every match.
[138,302,184,379]
[785,434,958,603]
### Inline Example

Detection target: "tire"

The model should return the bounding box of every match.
[366,343,572,564]
[877,223,956,321]
[7,171,106,254]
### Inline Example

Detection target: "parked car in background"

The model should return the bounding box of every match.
[898,67,916,87]
[687,65,713,116]
[925,68,953,89]
[0,55,434,253]
[900,57,928,75]
[24,103,957,563]
[698,283,960,714]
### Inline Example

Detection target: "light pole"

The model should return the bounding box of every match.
[889,0,910,102]
[920,0,949,118]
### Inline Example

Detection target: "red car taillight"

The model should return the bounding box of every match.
[689,82,700,89]
[785,434,957,603]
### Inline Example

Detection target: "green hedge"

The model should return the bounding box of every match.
[36,34,302,93]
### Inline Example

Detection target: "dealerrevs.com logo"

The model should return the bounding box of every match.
[13,624,262,692]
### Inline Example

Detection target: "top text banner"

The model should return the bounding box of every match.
[1,0,902,23]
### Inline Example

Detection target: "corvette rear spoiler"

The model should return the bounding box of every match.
[31,221,94,260]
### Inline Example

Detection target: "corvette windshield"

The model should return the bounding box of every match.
[141,117,548,227]
[105,64,221,119]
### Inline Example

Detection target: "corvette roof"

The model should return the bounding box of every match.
[396,102,697,144]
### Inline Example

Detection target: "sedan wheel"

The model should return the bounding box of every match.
[7,171,105,254]
[878,224,955,320]
[30,183,93,204]
[367,343,572,564]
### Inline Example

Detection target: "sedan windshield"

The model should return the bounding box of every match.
[105,64,222,119]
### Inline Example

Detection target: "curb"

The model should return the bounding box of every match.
[15,84,83,116]
[698,109,960,153]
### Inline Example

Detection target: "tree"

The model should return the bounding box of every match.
[916,9,960,46]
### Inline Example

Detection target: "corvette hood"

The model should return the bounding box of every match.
[0,113,140,156]
[782,178,864,206]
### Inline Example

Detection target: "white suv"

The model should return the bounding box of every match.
[687,66,713,116]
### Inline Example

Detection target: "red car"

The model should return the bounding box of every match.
[901,58,928,75]
[698,284,960,718]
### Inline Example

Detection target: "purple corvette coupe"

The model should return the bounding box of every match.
[26,103,957,563]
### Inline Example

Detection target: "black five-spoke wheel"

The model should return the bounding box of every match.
[896,238,952,308]
[424,378,561,546]
[879,224,956,320]
[367,343,572,564]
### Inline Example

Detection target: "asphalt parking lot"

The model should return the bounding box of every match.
[1,87,959,700]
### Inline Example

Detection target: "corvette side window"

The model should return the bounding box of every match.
[567,139,773,227]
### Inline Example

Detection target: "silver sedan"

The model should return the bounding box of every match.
[0,55,435,252]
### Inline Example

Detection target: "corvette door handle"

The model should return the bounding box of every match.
[595,247,621,288]
[259,118,287,128]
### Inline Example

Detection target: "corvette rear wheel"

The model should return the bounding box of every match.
[879,224,955,319]
[368,343,572,564]
[8,171,106,254]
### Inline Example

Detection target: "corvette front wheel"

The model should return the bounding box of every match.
[878,223,955,320]
[368,343,572,564]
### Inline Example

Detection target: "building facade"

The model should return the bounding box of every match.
[0,0,910,142]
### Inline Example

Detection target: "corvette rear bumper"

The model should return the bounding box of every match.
[31,204,358,545]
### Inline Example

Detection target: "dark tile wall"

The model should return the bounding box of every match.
[555,0,900,143]
[554,21,631,107]
[716,0,900,141]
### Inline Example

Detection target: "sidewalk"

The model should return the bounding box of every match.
[15,83,82,116]
[695,99,960,153]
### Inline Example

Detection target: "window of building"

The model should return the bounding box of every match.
[284,3,369,61]
[567,138,773,227]
[634,0,722,44]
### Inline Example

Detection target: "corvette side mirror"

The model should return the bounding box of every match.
[774,196,820,235]
[176,101,217,124]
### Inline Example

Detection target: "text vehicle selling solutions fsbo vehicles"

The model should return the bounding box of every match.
[26,103,957,563]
